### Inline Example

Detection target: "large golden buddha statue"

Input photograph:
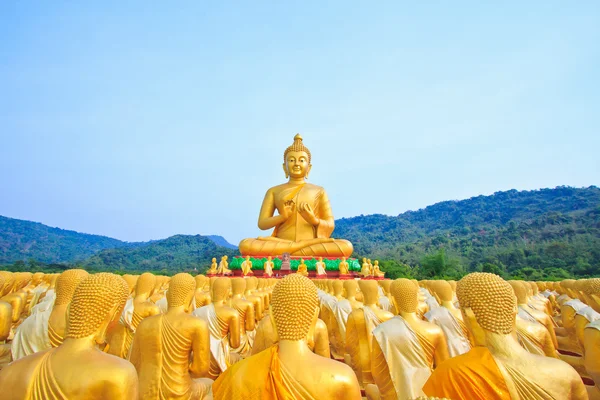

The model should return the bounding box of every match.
[0,273,138,400]
[239,134,353,258]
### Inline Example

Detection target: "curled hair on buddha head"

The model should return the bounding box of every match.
[391,278,418,313]
[508,281,528,304]
[211,277,231,301]
[584,278,600,296]
[231,277,246,295]
[167,273,196,308]
[457,273,516,335]
[284,134,311,163]
[271,274,318,341]
[66,273,129,339]
[136,272,157,296]
[54,269,89,306]
[429,280,453,302]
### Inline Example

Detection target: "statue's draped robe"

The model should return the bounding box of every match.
[373,316,434,400]
[213,345,317,400]
[193,305,236,377]
[11,301,53,360]
[135,315,212,400]
[424,307,471,358]
[230,300,252,358]
[423,347,511,400]
[29,350,68,400]
[378,296,393,313]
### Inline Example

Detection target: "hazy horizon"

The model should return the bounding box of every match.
[2,2,599,244]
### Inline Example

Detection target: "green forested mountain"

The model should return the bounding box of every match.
[82,235,238,274]
[334,186,600,280]
[0,215,133,264]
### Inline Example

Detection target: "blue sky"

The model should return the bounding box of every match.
[1,1,599,244]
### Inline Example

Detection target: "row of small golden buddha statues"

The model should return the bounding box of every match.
[0,270,598,399]
[205,255,385,278]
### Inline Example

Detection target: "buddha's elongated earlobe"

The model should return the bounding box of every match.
[282,163,288,179]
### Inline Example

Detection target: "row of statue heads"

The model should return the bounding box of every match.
[205,254,386,278]
[0,270,599,400]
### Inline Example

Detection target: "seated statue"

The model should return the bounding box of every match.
[193,278,240,379]
[297,258,309,276]
[345,280,394,386]
[243,278,264,322]
[207,258,218,275]
[369,279,449,400]
[360,258,372,278]
[107,272,160,359]
[423,272,587,400]
[1,272,26,326]
[339,257,350,276]
[238,134,353,258]
[213,274,361,400]
[584,316,600,400]
[12,269,89,360]
[0,273,138,399]
[316,257,327,277]
[240,256,253,276]
[194,275,211,308]
[0,274,12,369]
[263,256,274,277]
[217,256,232,276]
[373,260,385,278]
[229,278,256,358]
[131,273,213,400]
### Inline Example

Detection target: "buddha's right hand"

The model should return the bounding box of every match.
[280,200,295,220]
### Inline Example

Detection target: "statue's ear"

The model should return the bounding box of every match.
[306,164,312,179]
[282,163,288,179]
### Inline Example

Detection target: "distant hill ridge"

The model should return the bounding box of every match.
[0,215,237,264]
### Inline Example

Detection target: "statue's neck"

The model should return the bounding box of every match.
[134,293,150,302]
[232,294,243,299]
[441,301,457,310]
[61,335,98,352]
[278,339,311,359]
[399,311,420,323]
[485,330,526,359]
[287,177,306,185]
[213,299,226,306]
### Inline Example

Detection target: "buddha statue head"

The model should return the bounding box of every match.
[31,272,44,286]
[332,280,344,297]
[344,280,360,299]
[231,278,246,296]
[15,272,32,290]
[54,269,89,306]
[271,274,318,341]
[166,273,196,312]
[212,278,231,302]
[245,255,250,262]
[448,280,457,293]
[562,279,577,298]
[257,279,265,290]
[358,280,379,306]
[326,279,334,294]
[211,257,216,263]
[391,278,418,314]
[66,273,129,344]
[508,281,528,305]
[457,273,517,346]
[283,134,312,180]
[429,280,453,303]
[536,282,546,291]
[379,280,392,295]
[0,271,14,296]
[195,275,207,290]
[122,274,138,294]
[584,278,600,313]
[136,273,157,297]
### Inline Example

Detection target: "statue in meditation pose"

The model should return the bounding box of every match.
[423,272,587,400]
[217,256,232,276]
[372,260,385,278]
[130,273,213,400]
[297,258,309,276]
[361,258,372,278]
[238,134,353,258]
[240,256,253,276]
[207,258,218,275]
[213,274,361,400]
[263,256,274,277]
[0,273,138,400]
[368,278,449,400]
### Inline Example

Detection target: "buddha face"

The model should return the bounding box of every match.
[283,151,311,180]
[212,258,216,263]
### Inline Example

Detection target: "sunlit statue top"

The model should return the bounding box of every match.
[239,134,353,258]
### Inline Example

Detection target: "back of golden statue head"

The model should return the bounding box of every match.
[429,280,453,302]
[508,281,528,304]
[195,274,206,288]
[167,273,196,308]
[332,280,344,296]
[67,273,129,339]
[379,280,392,294]
[271,274,318,341]
[358,280,379,305]
[458,273,516,335]
[55,269,89,306]
[391,278,418,313]
[343,280,359,297]
[136,272,157,296]
[0,271,13,296]
[231,278,246,295]
[584,278,600,296]
[245,276,257,291]
[212,277,231,301]
[122,274,138,293]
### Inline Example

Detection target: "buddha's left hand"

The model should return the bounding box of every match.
[298,203,319,226]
